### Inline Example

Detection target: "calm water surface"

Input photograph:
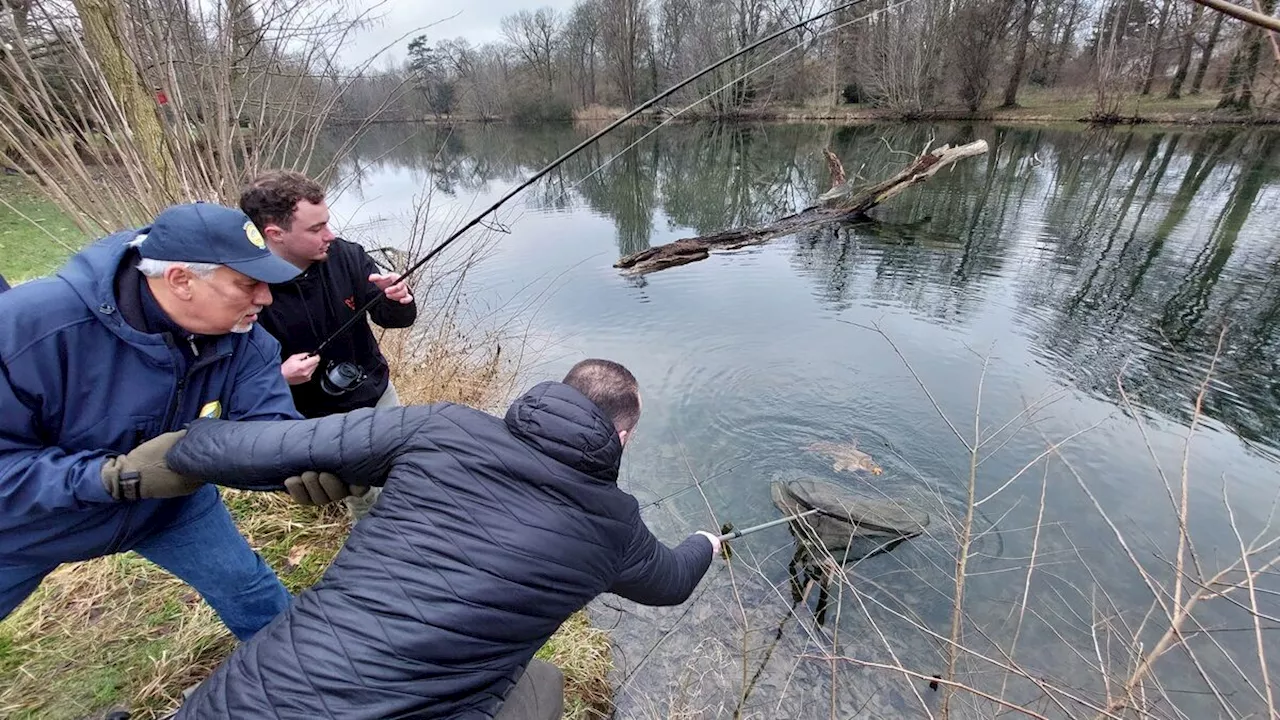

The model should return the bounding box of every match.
[327,122,1280,718]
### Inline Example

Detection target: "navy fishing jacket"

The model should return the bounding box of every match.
[166,381,715,719]
[0,231,300,570]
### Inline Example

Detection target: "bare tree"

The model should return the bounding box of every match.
[861,0,947,115]
[1218,0,1277,109]
[598,0,649,107]
[562,0,602,106]
[1140,0,1175,94]
[1167,2,1204,98]
[0,0,402,233]
[952,0,1016,112]
[500,7,561,95]
[1192,8,1227,94]
[1002,0,1039,107]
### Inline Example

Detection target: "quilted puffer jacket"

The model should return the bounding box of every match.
[165,380,716,719]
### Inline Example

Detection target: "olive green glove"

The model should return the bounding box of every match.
[283,471,369,506]
[100,430,204,501]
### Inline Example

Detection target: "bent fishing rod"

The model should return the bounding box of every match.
[312,0,877,355]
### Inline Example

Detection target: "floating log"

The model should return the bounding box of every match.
[614,139,989,275]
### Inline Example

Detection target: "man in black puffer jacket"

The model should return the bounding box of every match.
[164,358,722,719]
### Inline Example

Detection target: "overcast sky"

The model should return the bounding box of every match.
[338,0,578,67]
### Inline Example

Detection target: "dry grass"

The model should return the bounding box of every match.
[537,611,615,720]
[0,494,346,720]
[573,104,631,122]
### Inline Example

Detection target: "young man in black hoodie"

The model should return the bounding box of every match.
[240,171,417,521]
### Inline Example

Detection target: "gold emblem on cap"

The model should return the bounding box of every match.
[243,220,266,249]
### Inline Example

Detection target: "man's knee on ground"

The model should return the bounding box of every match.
[495,659,564,720]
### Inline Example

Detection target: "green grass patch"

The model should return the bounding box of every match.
[993,87,1224,121]
[0,174,90,283]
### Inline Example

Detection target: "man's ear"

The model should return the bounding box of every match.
[617,429,630,447]
[263,222,286,244]
[163,265,197,301]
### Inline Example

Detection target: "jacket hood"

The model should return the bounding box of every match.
[58,230,138,312]
[505,381,623,482]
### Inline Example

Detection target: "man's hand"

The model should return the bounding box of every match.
[695,530,723,556]
[101,430,204,501]
[281,352,320,386]
[283,470,369,506]
[369,273,413,305]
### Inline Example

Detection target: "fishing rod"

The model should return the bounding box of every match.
[718,508,820,542]
[312,0,877,355]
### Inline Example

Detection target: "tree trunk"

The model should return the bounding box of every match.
[1141,0,1175,94]
[1002,0,1037,106]
[1191,9,1225,94]
[1053,0,1082,83]
[1236,0,1279,107]
[614,140,989,275]
[6,0,31,36]
[1218,39,1249,107]
[1167,3,1203,98]
[588,38,597,105]
[71,0,178,200]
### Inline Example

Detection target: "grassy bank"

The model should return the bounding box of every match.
[0,174,89,283]
[562,89,1272,127]
[0,225,613,719]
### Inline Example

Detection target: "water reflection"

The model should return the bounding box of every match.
[330,120,1280,457]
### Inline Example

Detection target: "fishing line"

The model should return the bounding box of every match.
[634,457,751,511]
[547,0,914,208]
[310,0,890,355]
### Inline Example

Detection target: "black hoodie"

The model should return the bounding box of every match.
[256,237,417,417]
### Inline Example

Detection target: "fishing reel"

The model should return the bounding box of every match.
[319,359,368,396]
[718,522,736,560]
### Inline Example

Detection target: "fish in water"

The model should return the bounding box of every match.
[806,439,883,475]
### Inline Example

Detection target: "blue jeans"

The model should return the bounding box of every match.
[1,494,291,641]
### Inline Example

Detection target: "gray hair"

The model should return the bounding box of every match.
[128,234,219,279]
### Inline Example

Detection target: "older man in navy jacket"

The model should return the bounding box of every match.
[0,202,346,640]
[164,359,723,719]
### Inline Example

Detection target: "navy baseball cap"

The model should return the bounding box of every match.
[136,202,301,283]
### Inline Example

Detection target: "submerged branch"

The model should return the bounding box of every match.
[613,140,989,275]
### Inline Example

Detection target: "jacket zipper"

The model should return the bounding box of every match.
[159,335,187,432]
[165,350,231,431]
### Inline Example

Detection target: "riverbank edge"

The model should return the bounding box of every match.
[334,101,1280,129]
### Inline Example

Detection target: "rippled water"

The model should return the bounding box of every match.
[326,122,1280,718]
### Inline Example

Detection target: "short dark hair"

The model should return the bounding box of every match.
[563,358,641,433]
[239,170,325,231]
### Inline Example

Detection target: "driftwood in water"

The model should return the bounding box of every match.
[614,139,989,275]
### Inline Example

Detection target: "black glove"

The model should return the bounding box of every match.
[100,430,204,501]
[283,471,368,506]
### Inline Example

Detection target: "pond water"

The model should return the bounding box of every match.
[326,121,1280,719]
